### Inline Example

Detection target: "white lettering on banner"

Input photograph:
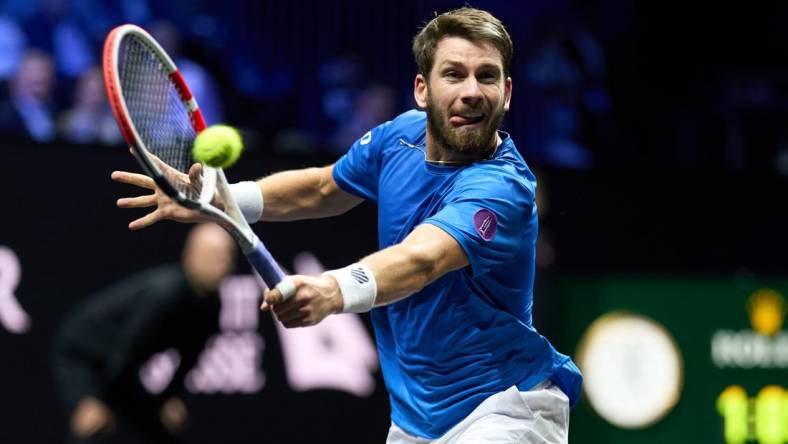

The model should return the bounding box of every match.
[275,313,379,396]
[141,251,379,396]
[219,276,260,331]
[0,246,30,334]
[140,349,181,394]
[186,332,266,394]
[711,330,788,368]
[187,275,266,394]
[277,252,379,397]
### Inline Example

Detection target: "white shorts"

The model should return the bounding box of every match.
[386,381,570,444]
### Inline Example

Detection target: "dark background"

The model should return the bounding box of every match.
[2,0,788,443]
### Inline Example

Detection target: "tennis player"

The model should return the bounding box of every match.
[113,7,581,443]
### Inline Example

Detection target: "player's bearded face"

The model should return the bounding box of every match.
[425,89,505,157]
[420,37,511,158]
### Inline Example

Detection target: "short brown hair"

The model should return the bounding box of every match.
[412,7,513,78]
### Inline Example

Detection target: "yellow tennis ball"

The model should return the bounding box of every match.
[193,125,243,168]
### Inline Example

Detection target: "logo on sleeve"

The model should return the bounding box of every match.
[359,131,372,145]
[350,267,370,284]
[473,208,498,241]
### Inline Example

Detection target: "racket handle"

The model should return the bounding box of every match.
[245,238,286,289]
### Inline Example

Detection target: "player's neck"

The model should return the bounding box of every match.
[425,131,502,165]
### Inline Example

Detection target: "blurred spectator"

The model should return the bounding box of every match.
[275,54,379,154]
[0,48,57,142]
[0,0,37,22]
[21,0,94,79]
[58,66,121,145]
[150,21,224,125]
[0,14,27,80]
[296,53,366,144]
[51,224,236,443]
[521,19,611,169]
[318,55,364,130]
[330,83,397,152]
[71,0,152,44]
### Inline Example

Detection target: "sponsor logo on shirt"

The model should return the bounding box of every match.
[473,208,498,241]
[360,131,372,145]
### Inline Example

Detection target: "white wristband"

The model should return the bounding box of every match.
[228,181,263,223]
[324,263,377,313]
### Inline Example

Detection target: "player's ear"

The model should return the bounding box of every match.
[414,74,428,109]
[503,77,512,112]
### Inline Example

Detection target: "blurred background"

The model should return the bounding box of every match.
[1,0,787,443]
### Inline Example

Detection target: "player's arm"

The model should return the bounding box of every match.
[263,224,468,328]
[112,163,362,228]
[357,224,468,304]
[256,164,363,221]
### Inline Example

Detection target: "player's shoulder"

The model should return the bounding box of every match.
[455,136,536,200]
[390,108,426,128]
[357,109,425,151]
[384,109,426,142]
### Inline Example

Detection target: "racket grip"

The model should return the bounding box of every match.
[245,239,286,289]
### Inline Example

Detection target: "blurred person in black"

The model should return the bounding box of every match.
[0,48,58,142]
[52,223,236,443]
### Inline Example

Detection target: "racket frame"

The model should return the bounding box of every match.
[103,24,285,287]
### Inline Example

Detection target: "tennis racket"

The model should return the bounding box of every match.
[103,24,292,297]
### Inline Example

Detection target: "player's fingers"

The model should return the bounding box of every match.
[111,171,156,190]
[261,288,281,309]
[275,278,297,301]
[187,163,206,197]
[282,319,303,329]
[261,278,297,309]
[282,315,313,329]
[272,297,309,321]
[128,210,161,230]
[274,308,306,325]
[116,194,157,209]
[262,287,289,308]
[188,163,203,182]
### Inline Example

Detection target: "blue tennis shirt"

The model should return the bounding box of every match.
[333,109,582,439]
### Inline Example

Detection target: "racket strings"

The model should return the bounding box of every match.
[118,35,200,199]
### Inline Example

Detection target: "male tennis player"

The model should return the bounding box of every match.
[113,7,581,443]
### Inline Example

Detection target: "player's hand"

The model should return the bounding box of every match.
[261,275,344,328]
[112,160,215,229]
[71,397,115,438]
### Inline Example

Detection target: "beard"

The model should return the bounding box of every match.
[425,92,505,159]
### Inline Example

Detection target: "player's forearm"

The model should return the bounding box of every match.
[262,226,467,324]
[358,225,469,306]
[258,165,361,221]
[360,243,442,305]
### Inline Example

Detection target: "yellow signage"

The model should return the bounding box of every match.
[748,289,786,337]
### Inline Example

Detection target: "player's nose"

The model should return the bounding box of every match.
[459,77,483,107]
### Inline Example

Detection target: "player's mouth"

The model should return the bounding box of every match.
[449,112,485,128]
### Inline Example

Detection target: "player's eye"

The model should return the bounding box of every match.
[443,70,462,81]
[477,72,499,83]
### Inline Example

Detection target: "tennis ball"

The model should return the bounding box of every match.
[193,125,243,168]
